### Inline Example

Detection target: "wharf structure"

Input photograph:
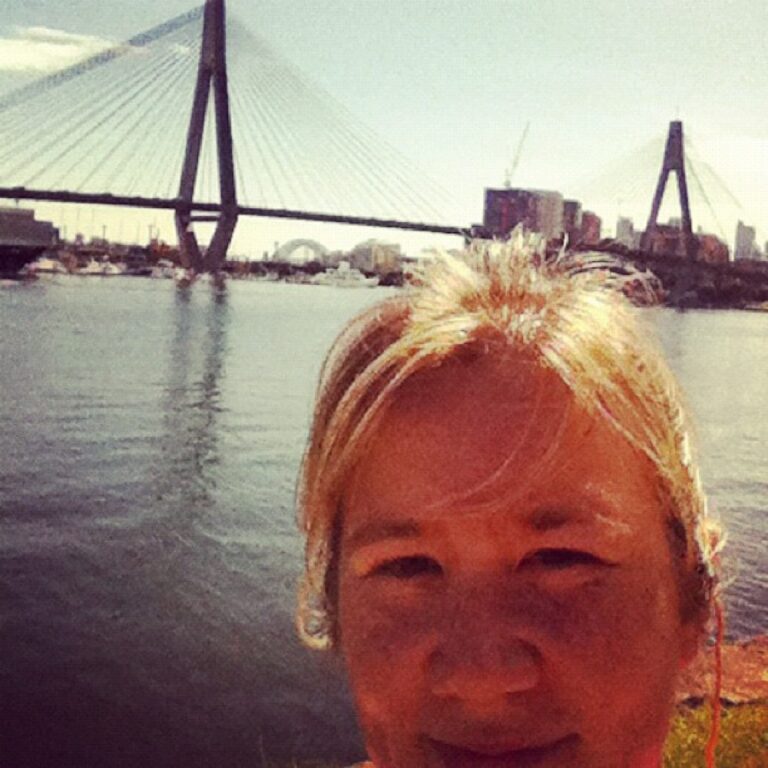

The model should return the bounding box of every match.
[0,207,59,275]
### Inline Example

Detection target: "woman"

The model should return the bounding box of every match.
[296,231,723,768]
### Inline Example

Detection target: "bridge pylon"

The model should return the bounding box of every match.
[641,120,696,260]
[175,0,237,273]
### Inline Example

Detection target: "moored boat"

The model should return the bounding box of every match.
[310,261,379,288]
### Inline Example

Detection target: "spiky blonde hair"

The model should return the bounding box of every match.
[296,230,721,650]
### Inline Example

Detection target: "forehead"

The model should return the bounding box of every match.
[346,353,661,527]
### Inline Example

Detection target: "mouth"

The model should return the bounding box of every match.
[427,733,579,768]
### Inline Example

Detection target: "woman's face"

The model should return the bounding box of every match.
[337,356,698,768]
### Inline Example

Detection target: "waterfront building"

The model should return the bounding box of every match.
[696,234,729,264]
[734,220,757,261]
[482,188,564,240]
[645,222,687,258]
[637,218,727,263]
[0,207,58,246]
[615,216,638,248]
[580,211,602,245]
[535,191,564,241]
[483,188,538,237]
[348,239,401,274]
[563,200,582,246]
[0,207,59,274]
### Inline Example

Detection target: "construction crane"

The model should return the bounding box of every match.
[504,121,530,189]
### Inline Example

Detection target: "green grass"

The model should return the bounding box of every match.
[664,702,768,767]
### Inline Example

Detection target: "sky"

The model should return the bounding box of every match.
[0,0,766,258]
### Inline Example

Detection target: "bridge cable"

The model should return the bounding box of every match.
[228,76,266,205]
[58,35,196,193]
[685,159,727,241]
[44,48,189,192]
[101,33,199,197]
[265,62,412,218]
[134,27,204,199]
[0,10,203,143]
[239,78,304,207]
[229,20,452,223]
[3,31,192,188]
[261,61,425,220]
[0,46,170,178]
[0,7,204,113]
[243,67,351,212]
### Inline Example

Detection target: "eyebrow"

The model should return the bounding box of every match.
[345,520,423,550]
[345,508,588,549]
[527,507,585,532]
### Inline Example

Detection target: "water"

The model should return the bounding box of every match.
[1,276,766,767]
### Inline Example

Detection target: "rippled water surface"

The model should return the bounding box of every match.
[1,276,766,767]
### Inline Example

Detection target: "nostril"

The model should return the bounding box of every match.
[428,640,540,698]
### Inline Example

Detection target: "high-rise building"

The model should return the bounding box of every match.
[483,188,538,237]
[580,211,602,245]
[348,239,401,273]
[482,188,563,240]
[615,217,636,248]
[696,234,729,264]
[734,220,756,261]
[563,200,582,246]
[533,191,564,241]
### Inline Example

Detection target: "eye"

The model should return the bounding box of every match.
[521,548,604,570]
[372,555,443,580]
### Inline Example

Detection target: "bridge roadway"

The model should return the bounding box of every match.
[0,186,467,237]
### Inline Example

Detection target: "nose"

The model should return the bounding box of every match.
[426,588,541,702]
[428,639,540,702]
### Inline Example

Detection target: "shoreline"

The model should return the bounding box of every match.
[676,634,768,706]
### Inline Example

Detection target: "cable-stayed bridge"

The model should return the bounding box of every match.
[0,0,756,276]
[0,0,466,272]
[574,126,747,251]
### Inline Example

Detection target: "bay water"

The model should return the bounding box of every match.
[1,276,765,767]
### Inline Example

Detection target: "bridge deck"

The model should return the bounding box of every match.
[0,187,466,237]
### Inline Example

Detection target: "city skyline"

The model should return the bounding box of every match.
[0,0,766,257]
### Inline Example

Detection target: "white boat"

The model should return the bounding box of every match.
[77,259,125,276]
[79,258,107,275]
[101,261,126,276]
[310,261,379,288]
[26,256,67,274]
[150,259,177,279]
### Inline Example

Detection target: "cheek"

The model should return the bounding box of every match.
[338,582,436,766]
[339,582,436,692]
[550,566,686,710]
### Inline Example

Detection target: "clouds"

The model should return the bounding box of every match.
[0,26,115,73]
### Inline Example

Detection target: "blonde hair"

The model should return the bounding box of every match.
[296,230,722,651]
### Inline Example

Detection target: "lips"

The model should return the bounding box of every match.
[427,733,579,768]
